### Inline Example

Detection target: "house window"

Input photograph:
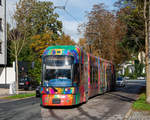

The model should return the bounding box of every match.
[0,42,2,54]
[0,0,1,6]
[0,18,2,31]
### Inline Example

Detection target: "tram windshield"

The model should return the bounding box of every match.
[43,55,74,87]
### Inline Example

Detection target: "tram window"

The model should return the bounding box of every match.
[93,67,95,83]
[74,64,80,84]
[79,64,85,85]
[100,63,104,82]
[95,67,98,84]
[90,65,93,84]
[93,66,98,84]
[92,66,95,84]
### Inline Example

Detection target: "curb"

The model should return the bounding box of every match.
[123,86,145,120]
[0,96,36,104]
[0,94,10,99]
[123,108,132,120]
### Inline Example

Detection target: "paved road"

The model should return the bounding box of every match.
[0,81,145,120]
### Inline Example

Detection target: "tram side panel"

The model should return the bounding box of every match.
[74,54,89,104]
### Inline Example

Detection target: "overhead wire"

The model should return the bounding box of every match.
[64,0,80,24]
[64,0,69,7]
[54,0,80,24]
[64,9,80,24]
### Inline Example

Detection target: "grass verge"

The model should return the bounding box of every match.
[3,93,35,99]
[132,93,150,111]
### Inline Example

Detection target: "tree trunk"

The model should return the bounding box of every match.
[147,0,150,103]
[15,56,19,94]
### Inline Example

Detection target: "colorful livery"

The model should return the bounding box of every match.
[40,45,115,106]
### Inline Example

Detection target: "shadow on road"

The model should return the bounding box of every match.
[106,92,136,103]
[77,107,100,120]
[115,84,145,95]
[48,109,63,120]
[41,102,85,109]
[104,84,146,103]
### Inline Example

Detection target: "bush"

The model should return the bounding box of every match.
[133,93,150,111]
[28,60,41,84]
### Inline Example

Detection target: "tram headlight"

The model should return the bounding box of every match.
[64,88,75,94]
[44,87,49,94]
[46,88,49,92]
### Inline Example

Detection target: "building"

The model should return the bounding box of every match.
[0,0,11,88]
[0,0,7,65]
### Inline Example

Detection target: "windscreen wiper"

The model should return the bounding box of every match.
[45,81,58,92]
[51,86,58,92]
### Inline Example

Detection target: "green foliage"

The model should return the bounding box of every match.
[124,67,130,76]
[124,60,145,78]
[133,93,150,111]
[80,3,129,65]
[116,0,145,57]
[18,46,35,62]
[128,73,137,79]
[14,0,62,39]
[134,60,145,77]
[28,60,41,84]
[3,93,35,99]
[11,0,64,84]
[13,0,63,60]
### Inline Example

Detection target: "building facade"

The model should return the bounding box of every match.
[0,0,7,65]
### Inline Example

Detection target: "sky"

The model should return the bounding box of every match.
[6,0,118,42]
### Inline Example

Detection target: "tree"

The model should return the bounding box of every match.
[77,38,89,52]
[79,3,129,66]
[30,30,55,58]
[31,32,76,59]
[140,0,150,104]
[13,0,63,64]
[12,0,63,86]
[8,29,27,94]
[55,34,76,45]
[147,0,150,104]
[115,0,150,103]
[14,0,62,40]
[116,0,145,55]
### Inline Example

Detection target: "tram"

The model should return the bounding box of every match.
[40,45,115,106]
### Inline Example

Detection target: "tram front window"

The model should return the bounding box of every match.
[43,56,74,87]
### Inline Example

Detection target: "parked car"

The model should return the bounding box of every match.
[36,86,41,97]
[124,77,130,80]
[19,77,38,90]
[137,77,145,80]
[116,77,126,87]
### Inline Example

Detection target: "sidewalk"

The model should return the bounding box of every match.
[125,109,150,120]
[0,88,9,97]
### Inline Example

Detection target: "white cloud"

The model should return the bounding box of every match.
[62,20,83,43]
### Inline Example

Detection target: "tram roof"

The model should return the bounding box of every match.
[45,45,77,50]
[43,45,82,57]
[43,45,113,64]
